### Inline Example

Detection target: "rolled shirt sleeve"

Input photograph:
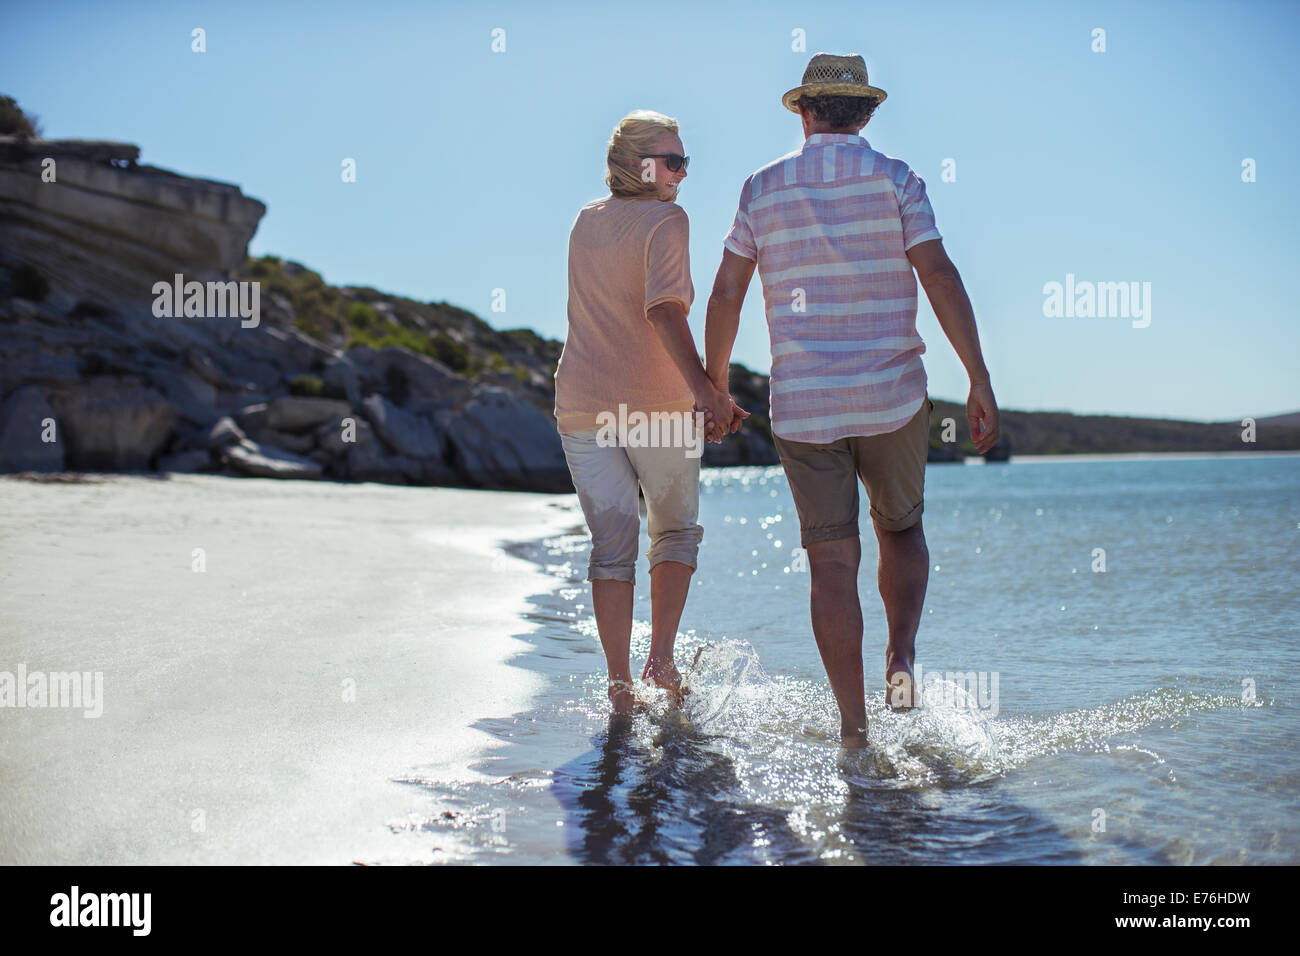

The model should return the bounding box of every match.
[722,177,758,261]
[898,168,943,251]
[644,208,694,316]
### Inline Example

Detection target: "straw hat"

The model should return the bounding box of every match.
[781,52,888,113]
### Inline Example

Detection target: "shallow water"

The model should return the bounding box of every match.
[406,455,1299,865]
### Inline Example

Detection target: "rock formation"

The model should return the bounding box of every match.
[0,136,573,490]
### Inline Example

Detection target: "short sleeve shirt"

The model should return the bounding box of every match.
[554,194,696,434]
[723,134,942,442]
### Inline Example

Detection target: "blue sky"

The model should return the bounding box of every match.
[4,0,1297,421]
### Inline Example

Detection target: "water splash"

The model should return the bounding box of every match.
[680,640,1250,791]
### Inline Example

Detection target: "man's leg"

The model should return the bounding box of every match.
[806,536,867,747]
[772,432,865,745]
[857,396,934,709]
[874,517,930,705]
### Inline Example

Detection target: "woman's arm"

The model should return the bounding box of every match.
[646,301,733,442]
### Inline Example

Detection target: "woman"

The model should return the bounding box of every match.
[554,110,742,715]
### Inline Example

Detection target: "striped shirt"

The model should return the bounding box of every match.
[723,133,942,443]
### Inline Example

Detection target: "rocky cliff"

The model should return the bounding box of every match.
[0,135,571,490]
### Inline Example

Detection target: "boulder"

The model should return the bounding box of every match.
[346,346,472,409]
[46,377,177,470]
[443,385,571,492]
[220,356,282,391]
[345,441,416,485]
[321,356,361,406]
[247,426,315,454]
[233,402,270,434]
[0,385,64,472]
[264,395,353,433]
[701,427,779,467]
[314,413,374,456]
[361,393,444,459]
[205,416,246,449]
[237,324,336,375]
[144,367,219,427]
[185,349,238,389]
[221,438,323,480]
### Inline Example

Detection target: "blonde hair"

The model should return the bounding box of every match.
[605,110,679,199]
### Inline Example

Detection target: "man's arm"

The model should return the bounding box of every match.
[645,300,732,442]
[703,250,757,434]
[906,238,1001,454]
[704,250,756,389]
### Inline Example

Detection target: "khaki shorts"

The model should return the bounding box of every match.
[773,397,933,544]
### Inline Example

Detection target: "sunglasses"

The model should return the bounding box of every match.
[643,153,690,172]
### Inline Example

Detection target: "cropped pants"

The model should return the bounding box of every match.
[559,428,703,584]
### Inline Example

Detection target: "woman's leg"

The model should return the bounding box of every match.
[644,561,691,700]
[628,442,703,703]
[560,431,642,713]
[592,579,635,712]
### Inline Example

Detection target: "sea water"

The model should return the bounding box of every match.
[405,454,1299,865]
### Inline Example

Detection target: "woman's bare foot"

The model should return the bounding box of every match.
[608,678,639,715]
[641,657,685,706]
[885,669,917,712]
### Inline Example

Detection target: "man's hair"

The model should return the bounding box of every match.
[798,93,880,130]
[606,110,679,199]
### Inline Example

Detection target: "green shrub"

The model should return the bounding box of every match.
[347,302,382,334]
[429,333,470,372]
[288,374,325,398]
[0,95,40,137]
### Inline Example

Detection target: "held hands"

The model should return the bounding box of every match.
[968,380,1001,454]
[694,383,749,444]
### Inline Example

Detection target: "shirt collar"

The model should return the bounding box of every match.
[803,133,869,149]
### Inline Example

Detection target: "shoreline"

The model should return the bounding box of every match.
[2,445,1297,489]
[0,473,583,865]
[1001,449,1300,464]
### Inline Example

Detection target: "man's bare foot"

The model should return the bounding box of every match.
[885,645,917,712]
[841,725,869,749]
[641,657,685,706]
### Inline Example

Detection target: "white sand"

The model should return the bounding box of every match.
[0,473,581,864]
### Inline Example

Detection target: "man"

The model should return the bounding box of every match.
[704,52,1000,749]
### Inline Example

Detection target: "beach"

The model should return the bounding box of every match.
[0,473,580,865]
[2,453,1297,866]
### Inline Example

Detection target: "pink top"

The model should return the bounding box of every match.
[723,133,943,443]
[554,194,696,434]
